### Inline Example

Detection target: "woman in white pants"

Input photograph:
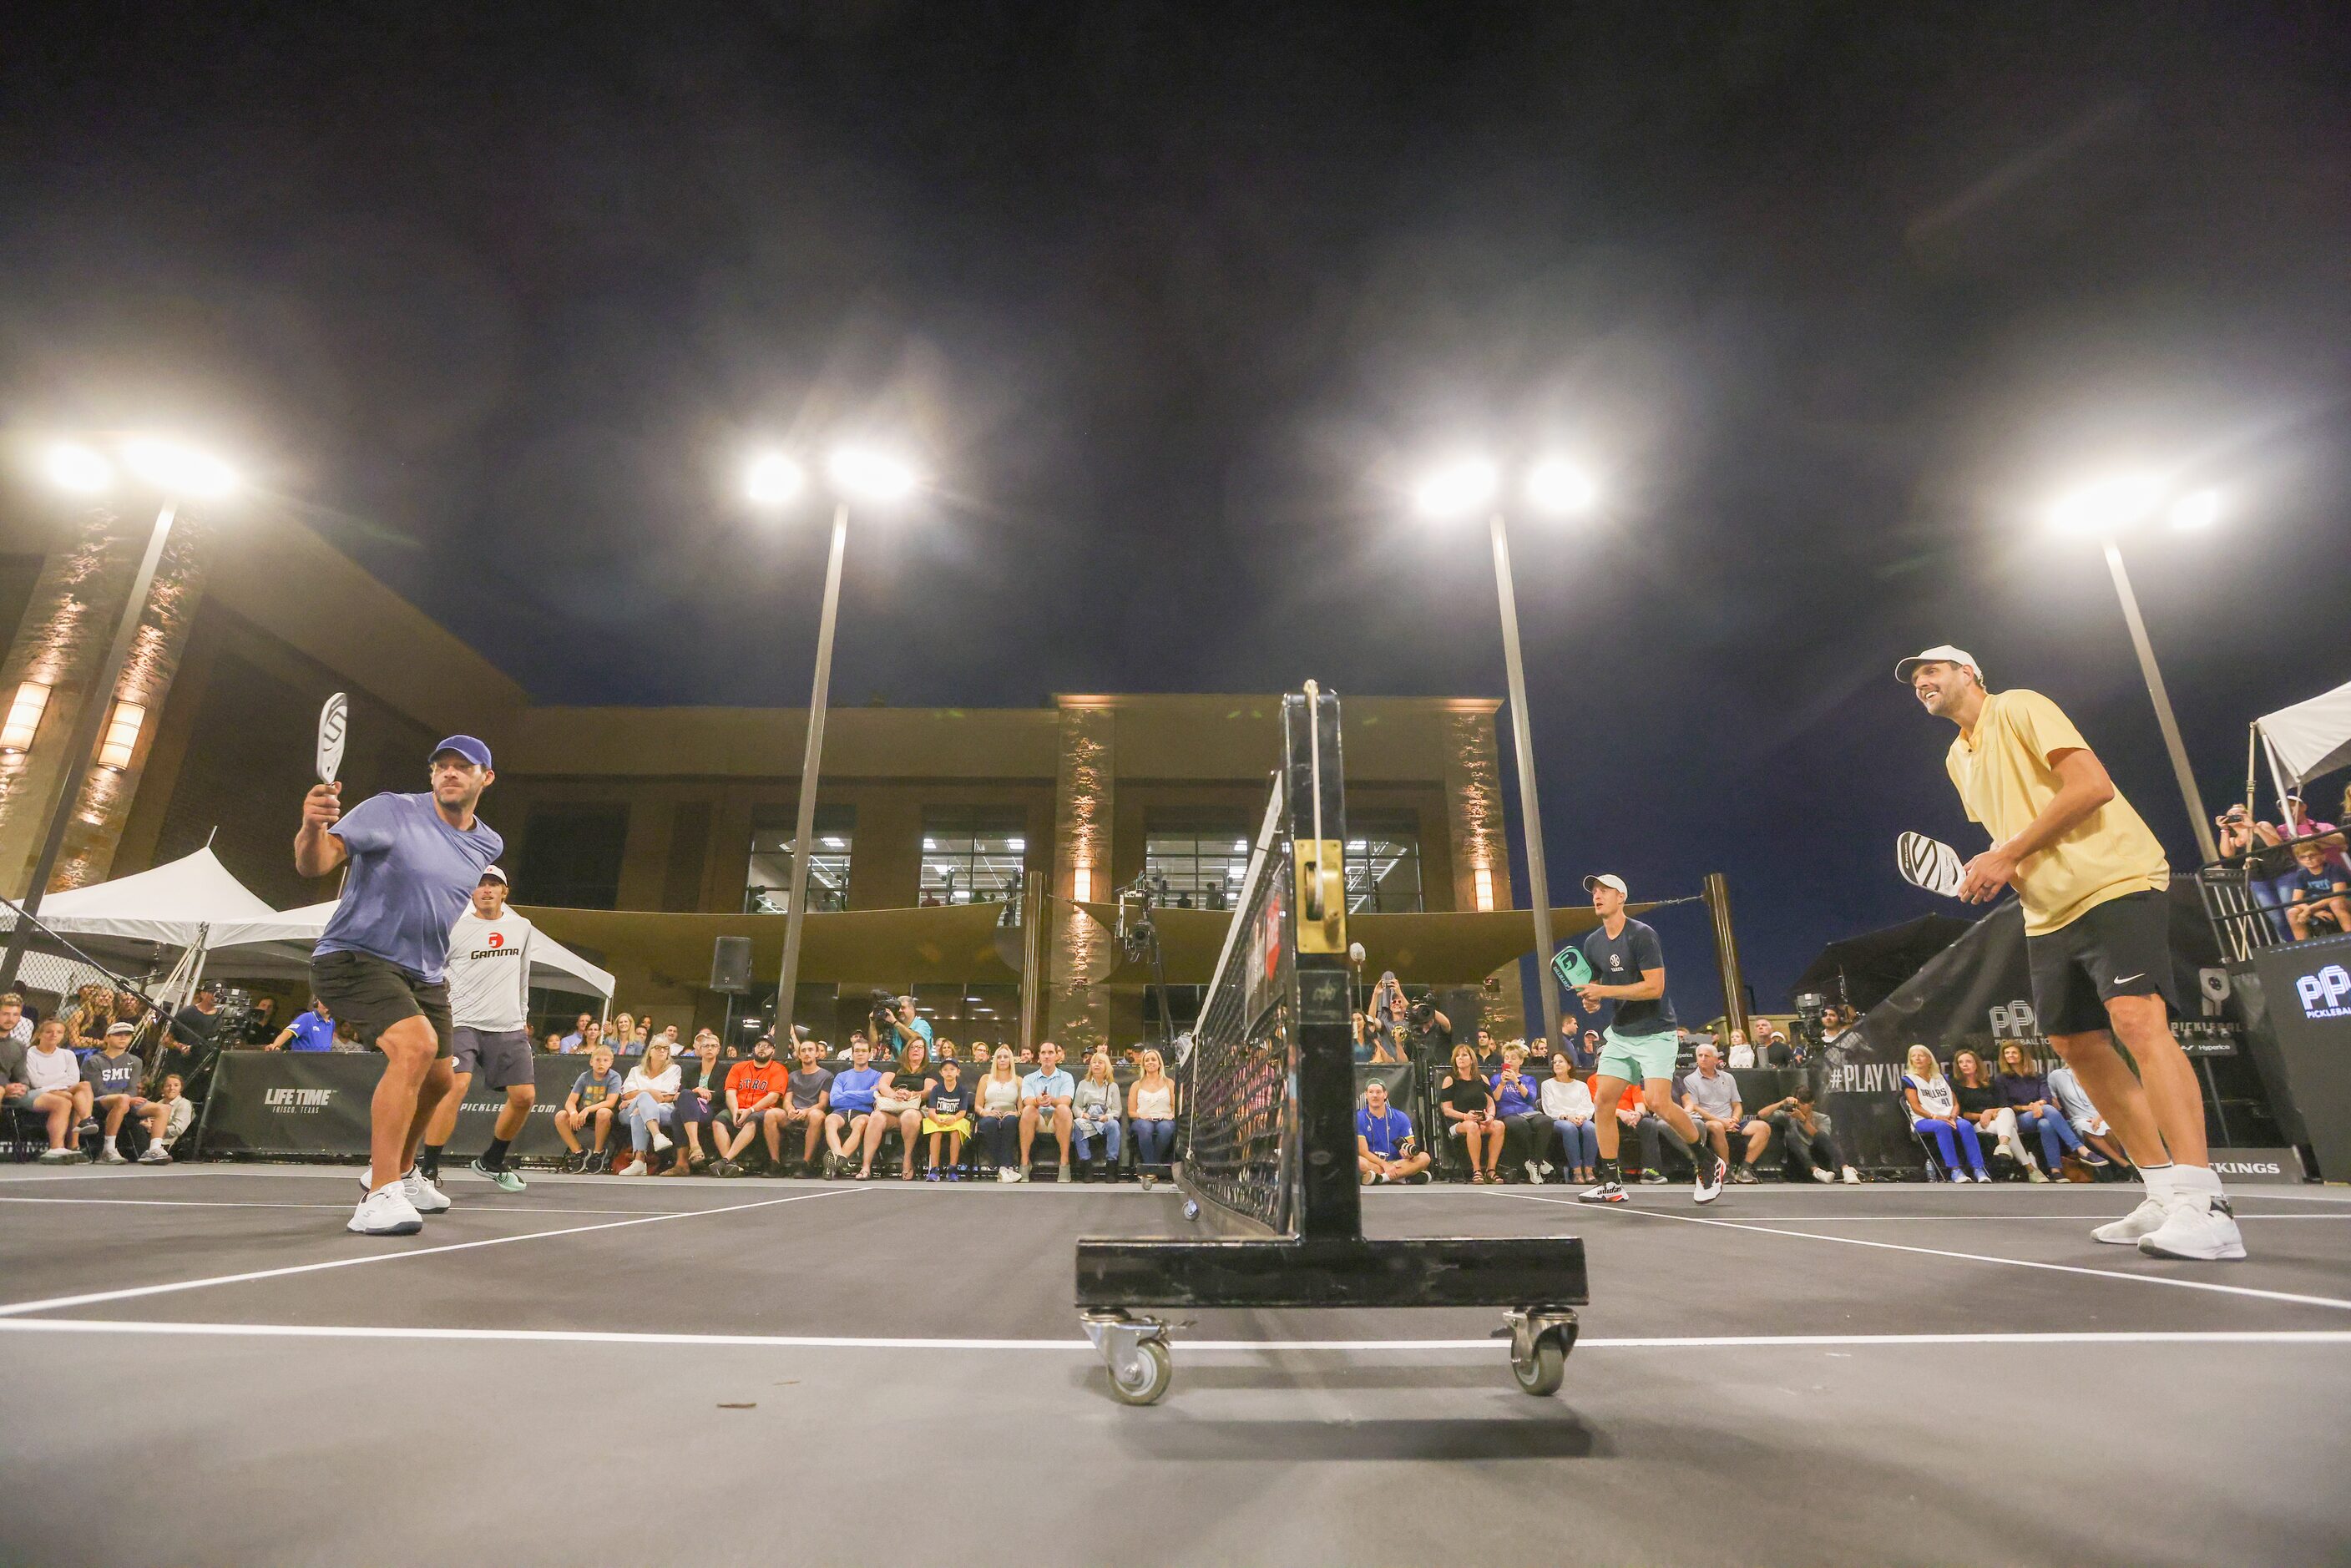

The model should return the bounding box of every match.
[615,1039,680,1176]
[1954,1048,2040,1181]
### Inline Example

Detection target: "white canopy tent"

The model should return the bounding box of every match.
[2255,677,2351,822]
[6,847,613,1002]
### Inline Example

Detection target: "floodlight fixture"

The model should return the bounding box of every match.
[1413,456,1498,519]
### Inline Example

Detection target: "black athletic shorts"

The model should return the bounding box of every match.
[451,1026,533,1090]
[309,950,453,1058]
[2025,889,2181,1037]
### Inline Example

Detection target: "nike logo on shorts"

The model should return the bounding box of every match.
[2112,973,2144,985]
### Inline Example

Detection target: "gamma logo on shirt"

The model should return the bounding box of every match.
[487,933,504,948]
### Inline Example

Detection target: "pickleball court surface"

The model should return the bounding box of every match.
[3,1163,2348,1566]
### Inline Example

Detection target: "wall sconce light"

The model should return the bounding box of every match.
[96,699,146,770]
[0,680,51,752]
[1473,864,1494,913]
[1073,863,1092,903]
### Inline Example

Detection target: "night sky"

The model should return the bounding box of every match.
[5,3,2348,1020]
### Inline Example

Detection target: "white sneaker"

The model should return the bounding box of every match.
[2138,1195,2247,1261]
[2026,1163,2050,1184]
[1693,1152,1727,1205]
[2093,1195,2169,1246]
[1808,1165,1835,1183]
[996,1167,1015,1184]
[1839,1166,1860,1186]
[402,1168,451,1213]
[138,1145,172,1165]
[651,1130,675,1154]
[99,1144,129,1165]
[1524,1161,1543,1184]
[348,1186,424,1236]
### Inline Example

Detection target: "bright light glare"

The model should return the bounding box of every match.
[744,452,805,507]
[1525,458,1598,516]
[2168,488,2223,531]
[2047,474,2163,537]
[827,446,919,503]
[1413,457,1498,518]
[43,443,114,493]
[119,438,237,499]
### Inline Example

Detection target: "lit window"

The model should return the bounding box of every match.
[918,807,1029,906]
[1342,812,1424,913]
[0,681,50,751]
[745,806,852,913]
[1473,865,1494,913]
[96,701,145,770]
[1144,816,1256,912]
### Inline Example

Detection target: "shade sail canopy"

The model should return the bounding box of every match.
[1787,913,1972,1014]
[1074,901,1663,986]
[2257,677,2351,792]
[518,901,1013,991]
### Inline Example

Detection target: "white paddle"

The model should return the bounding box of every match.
[1896,830,1964,898]
[316,692,348,784]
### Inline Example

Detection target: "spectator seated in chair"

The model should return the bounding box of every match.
[2283,840,2351,941]
[145,1073,194,1161]
[1681,1044,1772,1183]
[18,1018,94,1163]
[1539,1051,1599,1185]
[1438,1043,1503,1183]
[84,1021,161,1166]
[710,1033,790,1176]
[2046,1062,2130,1172]
[1071,1051,1125,1181]
[1752,1077,1858,1183]
[1018,1040,1077,1182]
[1489,1042,1551,1182]
[613,1039,680,1176]
[1995,1041,2102,1176]
[1951,1047,2039,1181]
[1125,1047,1179,1170]
[822,1038,883,1179]
[554,1044,624,1172]
[776,1038,834,1173]
[922,1058,973,1180]
[974,1044,1025,1181]
[862,1039,933,1181]
[1904,1044,1989,1182]
[662,1031,726,1176]
[1723,1029,1754,1070]
[1354,1078,1430,1183]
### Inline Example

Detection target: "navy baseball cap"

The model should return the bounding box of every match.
[429,735,493,770]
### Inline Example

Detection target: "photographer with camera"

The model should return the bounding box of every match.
[874,991,933,1058]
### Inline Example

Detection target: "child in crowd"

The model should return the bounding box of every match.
[84,1021,156,1165]
[146,1073,193,1161]
[555,1044,624,1171]
[2283,840,2350,939]
[923,1058,972,1180]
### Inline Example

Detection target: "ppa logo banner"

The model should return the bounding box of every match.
[2297,964,2351,1021]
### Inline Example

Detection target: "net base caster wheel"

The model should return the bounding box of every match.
[1504,1305,1578,1398]
[1182,1198,1200,1222]
[1084,1311,1173,1406]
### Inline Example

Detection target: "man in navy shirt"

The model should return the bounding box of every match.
[297,735,503,1237]
[1572,873,1723,1206]
[1354,1080,1429,1183]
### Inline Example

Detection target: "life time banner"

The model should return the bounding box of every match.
[203,1052,589,1161]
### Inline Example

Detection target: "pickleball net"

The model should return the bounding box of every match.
[1174,781,1297,1236]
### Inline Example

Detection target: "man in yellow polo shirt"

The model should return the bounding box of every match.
[1901,645,2242,1262]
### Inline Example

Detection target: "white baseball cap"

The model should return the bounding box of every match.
[1893,645,1983,685]
[1582,873,1629,896]
[478,865,508,886]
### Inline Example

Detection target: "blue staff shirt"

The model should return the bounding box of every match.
[316,792,503,983]
[1356,1105,1413,1158]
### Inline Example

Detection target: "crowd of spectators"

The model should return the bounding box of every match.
[2216,788,2351,943]
[1903,1043,2120,1185]
[0,996,195,1166]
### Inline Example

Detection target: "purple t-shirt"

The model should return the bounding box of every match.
[315,792,503,984]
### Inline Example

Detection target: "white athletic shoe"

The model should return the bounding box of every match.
[651,1130,675,1154]
[1839,1166,1861,1185]
[348,1186,423,1236]
[138,1145,172,1165]
[1693,1151,1727,1205]
[2025,1162,2050,1184]
[361,1165,453,1213]
[1524,1160,1543,1184]
[2093,1195,2169,1246]
[99,1144,129,1165]
[1808,1165,1836,1184]
[2139,1194,2247,1262]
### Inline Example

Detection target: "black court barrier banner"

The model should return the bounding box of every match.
[2242,933,2351,1180]
[203,1052,592,1161]
[1824,880,2268,1173]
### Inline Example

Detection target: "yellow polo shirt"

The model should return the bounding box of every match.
[1945,689,2168,936]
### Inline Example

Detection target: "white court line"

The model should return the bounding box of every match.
[1499,1191,2351,1313]
[0,1196,720,1216]
[0,1318,2344,1353]
[0,1186,870,1320]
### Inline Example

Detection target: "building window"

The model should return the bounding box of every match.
[518,805,631,910]
[1343,812,1423,913]
[1144,815,1256,913]
[918,807,1027,906]
[746,805,853,914]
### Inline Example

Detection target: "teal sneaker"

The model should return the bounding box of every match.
[470,1158,527,1194]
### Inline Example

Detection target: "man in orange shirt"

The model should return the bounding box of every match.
[712,1034,791,1176]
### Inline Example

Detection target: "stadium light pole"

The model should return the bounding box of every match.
[1413,455,1599,1056]
[744,443,921,1042]
[0,438,240,993]
[2046,475,2223,866]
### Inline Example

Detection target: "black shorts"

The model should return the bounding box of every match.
[309,950,453,1058]
[450,1027,533,1089]
[2025,890,2182,1037]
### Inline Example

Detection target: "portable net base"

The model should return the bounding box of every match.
[1074,683,1587,1405]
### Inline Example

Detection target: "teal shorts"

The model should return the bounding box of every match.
[1595,1027,1679,1085]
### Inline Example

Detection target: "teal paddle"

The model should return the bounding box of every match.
[1550,944,1592,991]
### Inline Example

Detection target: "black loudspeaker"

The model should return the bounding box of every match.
[710,936,753,994]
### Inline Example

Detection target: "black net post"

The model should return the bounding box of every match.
[1285,683,1361,1243]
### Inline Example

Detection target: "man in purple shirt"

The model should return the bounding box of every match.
[298,736,503,1237]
